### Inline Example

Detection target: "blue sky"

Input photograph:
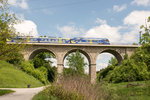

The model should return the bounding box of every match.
[7,0,150,71]
[9,0,150,44]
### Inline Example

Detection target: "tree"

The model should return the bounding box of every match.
[108,57,118,66]
[65,50,87,75]
[0,0,24,61]
[97,57,117,82]
[31,52,57,82]
[139,17,150,44]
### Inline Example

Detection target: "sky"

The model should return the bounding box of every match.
[7,0,150,71]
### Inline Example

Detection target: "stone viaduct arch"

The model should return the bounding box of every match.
[29,48,56,60]
[63,49,91,65]
[100,49,123,64]
[23,43,139,83]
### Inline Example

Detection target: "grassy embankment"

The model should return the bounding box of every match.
[0,60,43,88]
[108,81,150,100]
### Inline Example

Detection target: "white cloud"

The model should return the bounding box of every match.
[131,0,150,6]
[57,25,84,38]
[121,11,150,43]
[96,53,114,71]
[49,58,57,67]
[14,20,38,37]
[96,18,107,25]
[123,11,150,26]
[85,11,150,44]
[56,11,150,44]
[8,0,29,9]
[96,63,108,71]
[85,19,121,43]
[113,4,127,12]
[120,26,139,43]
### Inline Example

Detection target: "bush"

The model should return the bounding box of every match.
[106,59,150,83]
[7,52,24,65]
[20,61,48,84]
[97,44,150,83]
[97,65,115,82]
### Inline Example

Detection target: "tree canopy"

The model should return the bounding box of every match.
[65,50,87,75]
[31,52,57,82]
[139,17,150,44]
[0,0,24,62]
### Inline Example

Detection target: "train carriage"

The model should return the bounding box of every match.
[7,36,110,45]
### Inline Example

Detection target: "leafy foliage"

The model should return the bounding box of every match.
[20,61,48,84]
[139,17,150,44]
[97,57,117,82]
[98,45,150,83]
[31,52,57,82]
[64,50,87,75]
[0,0,24,62]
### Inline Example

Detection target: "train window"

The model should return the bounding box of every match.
[93,40,98,42]
[30,38,33,41]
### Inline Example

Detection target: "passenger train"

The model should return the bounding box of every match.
[7,36,110,45]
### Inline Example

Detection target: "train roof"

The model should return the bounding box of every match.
[73,37,109,40]
[15,36,109,40]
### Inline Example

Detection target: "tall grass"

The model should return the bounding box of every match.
[49,75,118,100]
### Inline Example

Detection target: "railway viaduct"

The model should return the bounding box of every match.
[23,43,139,83]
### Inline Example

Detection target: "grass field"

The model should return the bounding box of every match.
[105,81,150,100]
[0,60,43,88]
[0,89,14,96]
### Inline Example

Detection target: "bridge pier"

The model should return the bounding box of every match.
[57,64,63,74]
[89,64,96,84]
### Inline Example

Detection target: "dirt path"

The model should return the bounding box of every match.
[0,87,44,100]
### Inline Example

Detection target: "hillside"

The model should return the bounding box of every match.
[0,60,43,88]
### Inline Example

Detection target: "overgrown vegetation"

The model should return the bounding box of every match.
[33,75,118,100]
[97,44,150,83]
[31,52,57,82]
[19,61,49,84]
[19,52,57,84]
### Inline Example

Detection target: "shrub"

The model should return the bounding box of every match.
[97,65,115,82]
[7,52,24,65]
[107,59,150,83]
[20,61,48,84]
[97,43,150,83]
